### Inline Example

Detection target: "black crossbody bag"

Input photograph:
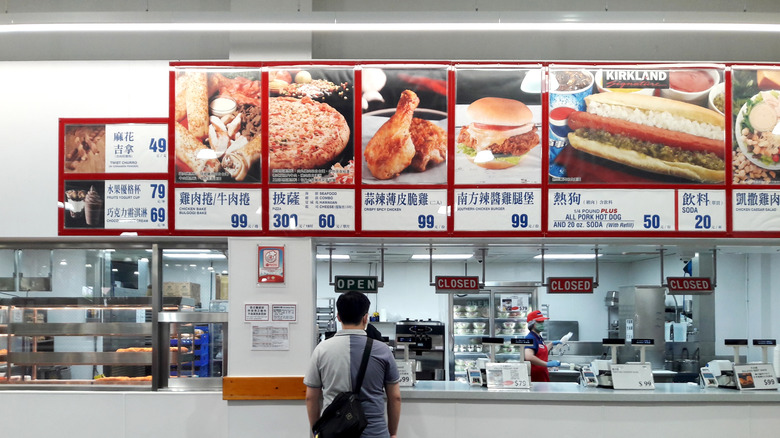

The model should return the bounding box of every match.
[312,337,374,438]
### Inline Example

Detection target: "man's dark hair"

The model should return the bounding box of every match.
[336,291,371,325]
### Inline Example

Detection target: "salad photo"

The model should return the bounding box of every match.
[732,68,780,184]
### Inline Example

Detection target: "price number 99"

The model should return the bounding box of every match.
[231,214,248,228]
[511,214,529,228]
[417,215,435,229]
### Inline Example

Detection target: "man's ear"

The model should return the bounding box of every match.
[336,314,342,323]
[362,313,369,327]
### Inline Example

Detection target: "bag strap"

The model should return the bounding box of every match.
[352,337,373,393]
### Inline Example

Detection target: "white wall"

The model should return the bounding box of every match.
[0,61,169,238]
[227,237,317,377]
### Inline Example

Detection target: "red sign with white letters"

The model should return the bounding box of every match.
[547,277,594,294]
[435,276,480,293]
[667,277,712,292]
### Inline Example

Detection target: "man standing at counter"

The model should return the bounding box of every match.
[524,310,561,382]
[305,291,402,438]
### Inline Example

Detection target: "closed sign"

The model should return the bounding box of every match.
[548,277,594,294]
[435,276,480,293]
[667,277,712,292]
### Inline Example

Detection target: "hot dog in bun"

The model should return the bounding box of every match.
[457,97,540,169]
[566,93,725,182]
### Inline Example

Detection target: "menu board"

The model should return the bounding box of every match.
[362,189,447,231]
[268,67,355,184]
[64,122,168,174]
[173,68,262,183]
[361,66,448,185]
[60,119,169,234]
[175,188,261,230]
[455,188,542,231]
[64,180,168,230]
[548,65,726,185]
[731,67,780,185]
[270,189,355,231]
[548,189,675,231]
[56,62,780,237]
[454,67,543,185]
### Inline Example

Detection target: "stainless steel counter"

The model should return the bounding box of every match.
[401,381,780,403]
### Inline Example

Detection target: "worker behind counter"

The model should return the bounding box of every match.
[523,310,561,382]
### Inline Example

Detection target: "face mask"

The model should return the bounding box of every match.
[535,323,545,332]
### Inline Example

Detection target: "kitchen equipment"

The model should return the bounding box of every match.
[448,282,537,382]
[394,319,445,381]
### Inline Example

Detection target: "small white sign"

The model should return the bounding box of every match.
[104,180,168,229]
[610,363,655,390]
[454,188,542,231]
[733,189,780,231]
[362,189,447,231]
[176,188,261,230]
[245,304,269,322]
[271,304,297,322]
[486,362,530,389]
[105,123,169,173]
[548,189,675,231]
[250,322,289,351]
[733,364,778,390]
[677,190,726,231]
[270,189,355,231]
[395,360,415,387]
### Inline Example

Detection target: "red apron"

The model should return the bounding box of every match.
[530,340,550,382]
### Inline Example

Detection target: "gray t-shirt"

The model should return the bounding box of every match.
[304,329,400,438]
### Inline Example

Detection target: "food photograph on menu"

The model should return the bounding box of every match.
[732,68,780,185]
[64,181,104,229]
[454,67,542,185]
[64,124,106,173]
[361,67,448,185]
[174,68,262,183]
[268,67,354,184]
[548,66,726,184]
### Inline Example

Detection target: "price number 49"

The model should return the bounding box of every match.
[149,137,166,153]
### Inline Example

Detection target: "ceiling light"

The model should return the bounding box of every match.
[164,253,226,260]
[316,254,350,260]
[411,253,473,260]
[534,254,602,260]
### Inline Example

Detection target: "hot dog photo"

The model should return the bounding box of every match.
[549,67,726,184]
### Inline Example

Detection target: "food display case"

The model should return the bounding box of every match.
[449,282,537,382]
[0,297,215,387]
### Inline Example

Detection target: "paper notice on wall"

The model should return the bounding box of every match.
[250,322,289,351]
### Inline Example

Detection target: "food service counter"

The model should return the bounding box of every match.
[401,381,780,403]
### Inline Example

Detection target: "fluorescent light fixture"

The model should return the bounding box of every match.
[3,11,780,34]
[316,254,350,260]
[534,254,602,260]
[164,253,226,260]
[411,253,473,260]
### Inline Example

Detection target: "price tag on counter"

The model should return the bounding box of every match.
[677,190,725,231]
[454,188,542,231]
[610,364,655,390]
[270,189,354,231]
[732,189,780,231]
[105,124,169,173]
[395,360,416,387]
[733,364,778,390]
[486,362,530,390]
[548,189,675,231]
[362,189,447,231]
[176,188,261,230]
